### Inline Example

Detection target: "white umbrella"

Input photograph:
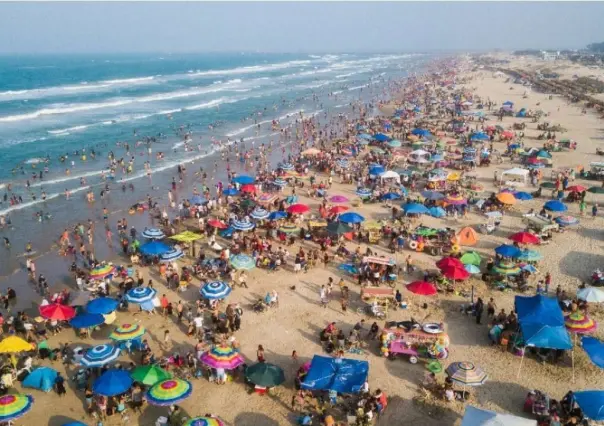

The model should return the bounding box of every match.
[578,287,604,303]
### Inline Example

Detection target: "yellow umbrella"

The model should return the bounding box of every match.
[170,231,204,243]
[447,172,461,182]
[363,221,382,230]
[103,311,117,325]
[0,336,34,353]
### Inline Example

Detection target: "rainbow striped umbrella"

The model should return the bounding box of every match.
[109,323,145,341]
[89,264,115,280]
[565,311,597,334]
[146,379,193,406]
[200,346,244,370]
[444,194,467,205]
[492,262,522,276]
[0,394,34,423]
[184,418,225,426]
[446,361,487,386]
[279,223,300,234]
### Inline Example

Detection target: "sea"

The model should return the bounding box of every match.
[0,52,429,279]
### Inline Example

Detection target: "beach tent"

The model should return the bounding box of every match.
[368,165,385,176]
[572,391,604,421]
[581,336,604,369]
[500,168,529,186]
[23,367,58,392]
[461,405,536,426]
[457,227,479,246]
[379,171,400,184]
[301,355,368,394]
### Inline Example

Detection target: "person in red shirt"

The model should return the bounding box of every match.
[160,294,169,316]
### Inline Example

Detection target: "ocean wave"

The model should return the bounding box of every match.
[348,83,371,91]
[30,169,107,188]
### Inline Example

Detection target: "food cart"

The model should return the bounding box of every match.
[382,324,450,363]
[362,256,397,287]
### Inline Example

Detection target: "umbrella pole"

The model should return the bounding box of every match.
[516,349,525,379]
[572,333,576,384]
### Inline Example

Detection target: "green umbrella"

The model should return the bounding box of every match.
[540,182,556,189]
[588,186,604,194]
[414,227,439,237]
[460,251,481,266]
[326,222,353,236]
[130,365,171,386]
[240,199,256,209]
[245,363,285,387]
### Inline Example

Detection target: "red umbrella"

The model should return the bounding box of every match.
[207,219,228,229]
[406,281,437,296]
[240,184,256,193]
[287,204,310,214]
[436,257,463,270]
[441,266,470,280]
[329,206,349,214]
[39,303,76,321]
[508,232,540,245]
[566,185,587,193]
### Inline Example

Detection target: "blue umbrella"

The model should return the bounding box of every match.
[555,215,579,227]
[464,264,481,274]
[223,188,239,196]
[369,165,385,176]
[411,128,431,137]
[495,244,522,258]
[429,207,446,218]
[373,133,390,142]
[62,422,88,426]
[200,281,232,300]
[403,203,430,215]
[356,137,370,145]
[503,101,513,106]
[279,163,294,171]
[139,241,171,255]
[81,344,121,368]
[273,178,287,187]
[513,191,533,201]
[339,212,365,224]
[190,195,207,205]
[126,287,157,304]
[160,248,184,262]
[381,192,401,200]
[517,250,543,261]
[355,188,372,198]
[251,208,270,220]
[231,220,255,231]
[581,336,604,369]
[233,175,255,185]
[268,211,287,221]
[93,369,133,397]
[573,390,604,420]
[86,298,119,315]
[387,139,402,148]
[338,263,358,274]
[421,190,445,201]
[521,264,539,273]
[141,228,165,239]
[357,133,372,140]
[22,367,58,392]
[70,313,105,329]
[544,200,568,212]
[470,132,489,141]
[431,154,444,162]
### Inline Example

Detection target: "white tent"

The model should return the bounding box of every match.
[379,170,400,184]
[500,168,529,186]
[461,406,536,426]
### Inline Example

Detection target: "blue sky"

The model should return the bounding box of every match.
[1,2,603,53]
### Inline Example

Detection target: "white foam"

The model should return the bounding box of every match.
[47,124,91,135]
[30,169,107,188]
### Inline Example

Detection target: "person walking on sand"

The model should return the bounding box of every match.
[256,345,265,363]
[320,285,328,308]
[580,200,586,216]
[592,203,598,218]
[162,329,172,352]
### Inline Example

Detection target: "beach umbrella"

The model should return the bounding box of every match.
[521,264,539,274]
[464,264,481,274]
[110,323,145,341]
[355,188,372,198]
[131,365,171,386]
[159,247,184,262]
[578,287,604,303]
[381,192,401,201]
[369,147,385,154]
[509,232,540,245]
[70,313,105,329]
[588,186,604,194]
[301,148,321,156]
[555,215,579,227]
[287,204,310,214]
[93,369,133,397]
[207,219,228,229]
[190,195,207,205]
[373,133,390,142]
[240,184,256,194]
[326,221,353,236]
[429,207,446,218]
[492,262,522,276]
[362,221,382,231]
[89,264,116,280]
[267,211,288,221]
[141,228,165,240]
[170,231,204,243]
[125,287,157,304]
[81,344,121,368]
[544,200,567,212]
[0,394,34,423]
[368,165,385,176]
[139,241,171,256]
[278,224,300,234]
[496,192,516,205]
[495,244,521,258]
[222,188,239,196]
[567,185,587,193]
[540,182,556,189]
[420,190,444,201]
[581,336,604,369]
[231,220,255,231]
[250,208,270,220]
[441,266,470,280]
[357,133,372,140]
[517,249,543,262]
[273,178,287,187]
[184,417,225,426]
[22,367,57,392]
[200,281,232,300]
[245,363,285,387]
[470,133,489,141]
[436,257,464,270]
[39,303,76,321]
[387,139,402,148]
[335,159,349,168]
[460,251,481,266]
[402,203,430,215]
[565,311,597,334]
[329,205,349,214]
[232,175,255,185]
[444,194,467,205]
[446,362,487,386]
[200,346,245,370]
[279,163,294,171]
[513,191,533,201]
[329,195,349,203]
[147,379,193,406]
[406,281,437,296]
[572,391,604,421]
[86,297,119,315]
[339,212,365,224]
[230,254,256,270]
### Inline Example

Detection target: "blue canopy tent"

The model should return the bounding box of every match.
[368,165,385,176]
[301,355,369,394]
[573,390,604,421]
[23,367,58,392]
[402,203,430,215]
[461,405,536,426]
[139,241,171,256]
[581,336,604,369]
[232,175,255,185]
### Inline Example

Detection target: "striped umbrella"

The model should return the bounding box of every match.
[81,344,121,367]
[125,287,157,304]
[89,264,116,280]
[159,248,184,262]
[335,159,349,168]
[279,223,300,234]
[230,254,256,270]
[231,220,255,231]
[273,178,288,187]
[258,193,277,204]
[565,311,597,334]
[110,323,146,341]
[491,262,522,276]
[0,394,34,423]
[200,346,244,370]
[146,379,193,406]
[141,228,165,239]
[444,194,467,205]
[446,361,487,386]
[184,417,225,426]
[200,281,232,300]
[250,208,270,220]
[355,188,372,198]
[555,215,580,227]
[279,163,294,171]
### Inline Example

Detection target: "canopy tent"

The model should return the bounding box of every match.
[572,391,604,421]
[500,168,529,186]
[461,405,537,426]
[379,170,400,184]
[301,355,368,394]
[581,336,604,369]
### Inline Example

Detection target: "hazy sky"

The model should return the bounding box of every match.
[1,2,603,54]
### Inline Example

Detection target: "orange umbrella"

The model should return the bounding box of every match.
[496,192,516,205]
